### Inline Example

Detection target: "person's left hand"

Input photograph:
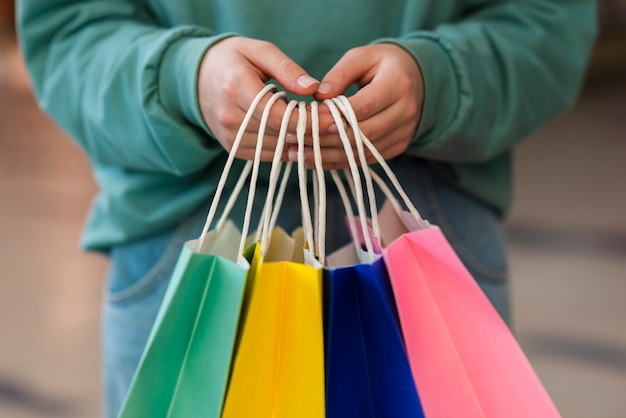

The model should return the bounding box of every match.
[289,43,424,170]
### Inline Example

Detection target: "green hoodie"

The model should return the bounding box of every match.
[17,0,596,252]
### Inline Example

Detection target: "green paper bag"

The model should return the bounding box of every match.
[117,84,304,417]
[118,220,249,418]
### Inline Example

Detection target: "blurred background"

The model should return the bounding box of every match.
[1,1,625,417]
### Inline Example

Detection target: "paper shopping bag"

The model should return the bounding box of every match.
[221,244,325,418]
[324,256,425,418]
[381,203,560,418]
[315,96,423,418]
[319,93,559,417]
[118,85,306,418]
[118,220,248,418]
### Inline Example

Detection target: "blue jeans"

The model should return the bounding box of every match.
[102,156,510,417]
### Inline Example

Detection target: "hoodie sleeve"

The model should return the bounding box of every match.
[17,0,235,175]
[377,0,597,163]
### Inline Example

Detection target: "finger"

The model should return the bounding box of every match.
[216,71,278,132]
[234,147,290,163]
[313,46,377,101]
[243,40,320,96]
[213,53,308,135]
[263,101,339,143]
[347,55,423,122]
[233,127,305,155]
[287,144,366,168]
[341,79,398,124]
[284,118,413,168]
[285,131,355,149]
[360,122,415,161]
[231,83,298,137]
[358,98,420,151]
[253,99,340,138]
[350,99,405,145]
[316,103,347,134]
[250,92,293,135]
[285,129,410,169]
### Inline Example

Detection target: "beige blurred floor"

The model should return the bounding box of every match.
[1,32,626,417]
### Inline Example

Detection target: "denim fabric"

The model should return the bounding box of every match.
[102,156,510,417]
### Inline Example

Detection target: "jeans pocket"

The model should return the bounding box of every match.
[105,222,188,304]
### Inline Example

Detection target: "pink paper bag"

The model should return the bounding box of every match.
[381,203,560,418]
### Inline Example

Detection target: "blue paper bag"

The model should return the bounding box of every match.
[324,256,425,418]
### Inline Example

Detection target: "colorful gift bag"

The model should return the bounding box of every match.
[321,98,424,418]
[221,245,325,418]
[328,95,560,418]
[324,259,425,418]
[117,220,249,418]
[382,202,560,418]
[118,84,297,418]
[117,85,282,418]
[221,100,325,418]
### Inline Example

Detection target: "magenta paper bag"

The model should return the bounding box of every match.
[382,205,560,418]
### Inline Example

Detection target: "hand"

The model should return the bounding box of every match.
[290,43,424,170]
[197,36,320,161]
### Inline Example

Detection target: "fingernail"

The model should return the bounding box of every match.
[286,133,297,143]
[297,75,319,88]
[288,149,298,162]
[318,82,332,94]
[329,124,338,133]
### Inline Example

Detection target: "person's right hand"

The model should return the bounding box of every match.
[197,36,320,161]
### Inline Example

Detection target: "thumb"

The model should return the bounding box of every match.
[314,47,374,101]
[245,41,319,96]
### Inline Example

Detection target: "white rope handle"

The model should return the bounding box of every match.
[198,84,276,249]
[334,95,425,225]
[295,101,317,258]
[311,101,326,264]
[238,91,289,258]
[330,97,380,241]
[313,174,320,256]
[330,169,361,257]
[266,162,293,240]
[369,169,402,214]
[324,99,375,259]
[261,100,297,255]
[215,160,253,231]
[342,167,358,208]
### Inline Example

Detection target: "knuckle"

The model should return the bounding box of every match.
[326,66,348,87]
[221,77,239,102]
[396,71,413,89]
[404,99,420,120]
[406,100,420,119]
[352,100,372,121]
[254,39,273,52]
[278,57,299,76]
[214,107,239,129]
[344,47,363,60]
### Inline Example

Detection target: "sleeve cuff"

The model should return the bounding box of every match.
[158,31,239,134]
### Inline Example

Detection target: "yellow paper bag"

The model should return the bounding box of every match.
[222,245,325,418]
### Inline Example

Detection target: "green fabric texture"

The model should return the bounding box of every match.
[17,0,597,252]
